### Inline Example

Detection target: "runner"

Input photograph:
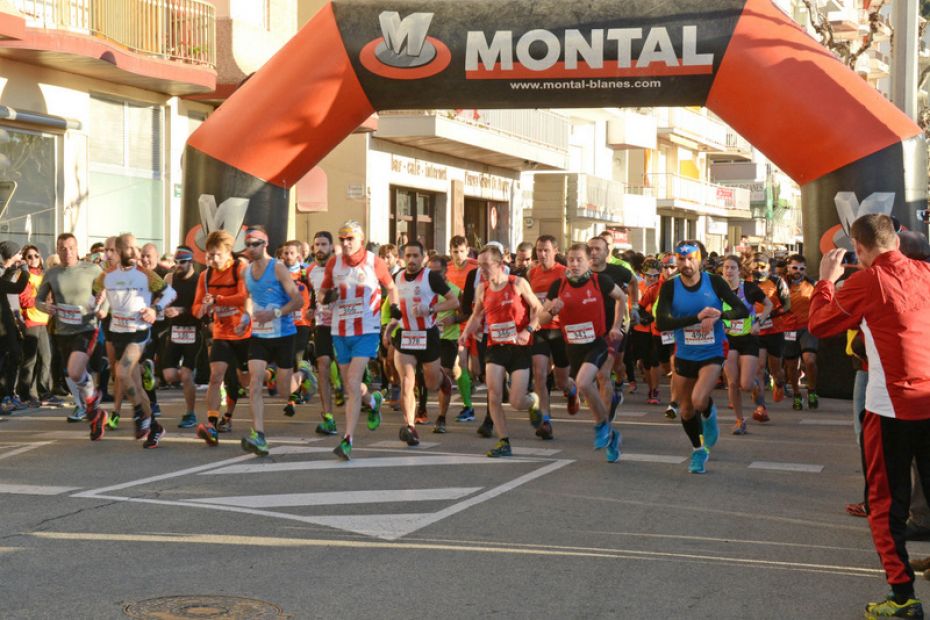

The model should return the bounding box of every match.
[94,233,175,448]
[510,241,534,279]
[36,234,107,438]
[784,254,820,410]
[162,246,202,429]
[541,243,627,462]
[749,252,792,422]
[628,258,663,405]
[240,226,304,456]
[654,241,749,474]
[384,241,458,444]
[318,220,397,460]
[720,255,771,435]
[280,239,317,411]
[428,254,471,434]
[459,244,543,457]
[306,231,340,436]
[652,253,680,418]
[192,230,251,447]
[527,235,572,439]
[447,235,479,424]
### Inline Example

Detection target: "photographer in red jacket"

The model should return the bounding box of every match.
[809,213,930,619]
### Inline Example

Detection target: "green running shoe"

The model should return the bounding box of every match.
[793,395,803,411]
[527,392,542,428]
[333,437,352,461]
[808,392,819,410]
[240,429,269,456]
[106,412,120,430]
[366,391,383,431]
[316,413,338,435]
[486,439,512,458]
[141,359,155,391]
[334,389,345,407]
[865,595,924,619]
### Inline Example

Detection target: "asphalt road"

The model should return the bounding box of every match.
[1,381,926,619]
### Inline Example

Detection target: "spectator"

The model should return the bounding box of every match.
[16,245,53,407]
[0,241,30,411]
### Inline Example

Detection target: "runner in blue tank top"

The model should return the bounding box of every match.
[241,226,304,456]
[655,241,748,474]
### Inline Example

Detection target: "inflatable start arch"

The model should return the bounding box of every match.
[182,0,926,258]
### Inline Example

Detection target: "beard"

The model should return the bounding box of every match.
[119,251,135,268]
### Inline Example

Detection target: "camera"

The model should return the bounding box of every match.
[842,251,858,266]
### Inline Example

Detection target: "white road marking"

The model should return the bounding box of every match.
[368,441,440,450]
[511,447,561,456]
[0,441,55,461]
[620,452,688,464]
[615,411,648,418]
[267,446,333,456]
[201,454,542,476]
[749,461,824,473]
[800,419,852,426]
[36,430,316,445]
[189,487,482,508]
[0,483,80,495]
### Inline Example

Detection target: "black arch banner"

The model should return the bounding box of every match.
[182,0,925,261]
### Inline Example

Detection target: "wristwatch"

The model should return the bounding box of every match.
[273,308,282,318]
[526,325,536,334]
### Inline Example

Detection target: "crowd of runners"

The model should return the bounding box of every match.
[1,223,829,474]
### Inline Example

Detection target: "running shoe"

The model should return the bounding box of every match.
[455,407,475,422]
[701,403,719,449]
[593,421,611,449]
[433,416,447,434]
[142,421,165,449]
[752,405,770,423]
[477,417,494,438]
[178,412,198,429]
[628,380,637,394]
[196,423,219,447]
[808,392,819,410]
[689,447,710,474]
[792,395,803,411]
[366,391,383,431]
[8,396,28,411]
[527,392,542,428]
[536,420,554,440]
[565,385,580,416]
[316,413,338,436]
[88,409,108,441]
[772,383,785,403]
[151,403,161,418]
[864,595,924,619]
[606,429,621,463]
[134,415,151,440]
[608,391,621,424]
[283,402,296,417]
[333,437,352,460]
[646,390,660,405]
[141,359,156,391]
[486,439,512,458]
[67,406,87,423]
[84,389,102,417]
[42,395,65,407]
[298,361,318,399]
[106,412,120,430]
[240,429,269,456]
[399,425,420,447]
[217,416,233,433]
[414,412,430,425]
[334,388,345,407]
[732,419,747,435]
[846,502,869,518]
[664,402,679,420]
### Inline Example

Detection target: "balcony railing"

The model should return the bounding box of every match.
[647,173,751,212]
[13,0,215,66]
[654,107,729,151]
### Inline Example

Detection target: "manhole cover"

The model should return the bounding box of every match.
[124,595,285,619]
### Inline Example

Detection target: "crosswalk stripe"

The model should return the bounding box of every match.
[201,454,542,476]
[368,441,440,450]
[0,483,81,495]
[748,461,824,473]
[0,441,55,461]
[511,447,561,456]
[189,487,482,508]
[799,419,851,426]
[619,452,688,464]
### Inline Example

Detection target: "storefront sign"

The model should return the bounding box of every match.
[464,171,512,200]
[390,155,448,181]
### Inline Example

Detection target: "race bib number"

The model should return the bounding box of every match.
[728,319,746,334]
[489,321,517,343]
[400,330,428,350]
[252,320,275,336]
[661,331,675,345]
[683,325,714,346]
[784,331,798,342]
[565,322,596,344]
[112,313,136,331]
[758,317,773,331]
[215,305,237,318]
[170,325,197,344]
[292,310,304,322]
[336,300,365,322]
[57,304,83,326]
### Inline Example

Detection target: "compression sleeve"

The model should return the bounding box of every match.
[428,271,451,296]
[711,275,750,320]
[654,279,699,331]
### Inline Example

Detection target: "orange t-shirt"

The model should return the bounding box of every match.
[447,258,478,291]
[193,259,251,340]
[787,277,816,330]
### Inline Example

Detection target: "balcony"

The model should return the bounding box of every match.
[654,107,728,152]
[532,172,657,229]
[647,173,752,219]
[708,131,753,161]
[375,109,570,171]
[827,4,864,41]
[606,111,657,150]
[1,0,216,95]
[0,1,25,40]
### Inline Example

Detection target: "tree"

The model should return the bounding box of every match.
[801,0,890,69]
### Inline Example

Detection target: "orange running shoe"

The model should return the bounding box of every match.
[752,405,770,423]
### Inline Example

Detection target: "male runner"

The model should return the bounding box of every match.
[510,241,534,279]
[192,230,250,446]
[655,241,748,474]
[460,244,543,457]
[749,253,791,421]
[36,233,107,437]
[447,235,478,423]
[280,240,317,411]
[542,244,626,462]
[306,231,340,435]
[527,235,572,439]
[162,246,202,429]
[94,233,175,448]
[385,241,458,444]
[319,221,398,460]
[240,226,303,455]
[784,254,819,410]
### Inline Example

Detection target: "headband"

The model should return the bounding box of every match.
[174,249,194,261]
[338,221,363,239]
[245,229,269,243]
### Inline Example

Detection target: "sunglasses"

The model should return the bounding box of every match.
[339,236,355,242]
[752,262,768,269]
[175,258,192,264]
[789,265,806,271]
[662,265,675,270]
[244,240,266,249]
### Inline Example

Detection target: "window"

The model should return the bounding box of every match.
[390,187,435,249]
[88,96,164,247]
[0,127,57,255]
[231,0,269,30]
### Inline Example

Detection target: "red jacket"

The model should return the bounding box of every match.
[809,250,930,420]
